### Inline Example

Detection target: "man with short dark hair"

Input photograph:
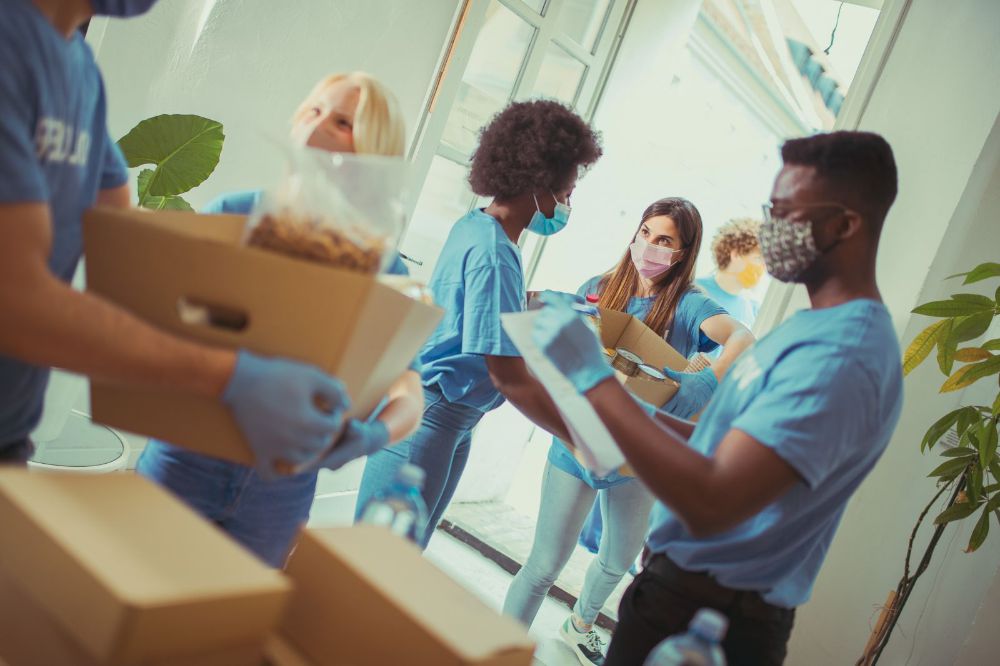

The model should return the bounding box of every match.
[533,131,903,665]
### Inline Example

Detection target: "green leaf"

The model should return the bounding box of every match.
[994,392,1000,417]
[937,320,957,375]
[961,262,1000,285]
[940,446,978,458]
[967,506,991,552]
[941,357,1000,393]
[118,114,224,197]
[983,482,1000,493]
[921,407,964,451]
[928,457,972,480]
[137,168,153,201]
[990,460,1000,482]
[981,420,999,470]
[957,406,982,436]
[969,465,983,504]
[903,320,948,375]
[914,299,994,318]
[933,500,980,525]
[950,312,994,344]
[984,339,1000,352]
[952,293,997,307]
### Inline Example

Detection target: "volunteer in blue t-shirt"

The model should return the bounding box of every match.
[137,72,425,567]
[354,100,603,549]
[0,0,347,474]
[532,131,904,666]
[503,198,754,664]
[696,217,765,330]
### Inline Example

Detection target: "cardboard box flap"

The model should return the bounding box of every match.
[283,527,533,665]
[597,306,687,371]
[0,470,290,663]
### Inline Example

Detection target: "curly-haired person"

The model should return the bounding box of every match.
[695,218,766,329]
[355,100,602,548]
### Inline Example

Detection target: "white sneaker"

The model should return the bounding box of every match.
[559,615,606,665]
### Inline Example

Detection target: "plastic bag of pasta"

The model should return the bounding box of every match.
[244,147,408,274]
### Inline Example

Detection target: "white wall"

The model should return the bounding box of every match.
[786,0,1000,663]
[91,0,460,209]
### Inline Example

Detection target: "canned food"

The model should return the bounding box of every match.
[637,364,667,382]
[611,348,643,377]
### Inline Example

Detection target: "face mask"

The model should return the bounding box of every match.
[758,215,820,283]
[527,192,571,236]
[629,236,679,279]
[89,0,158,17]
[736,262,766,289]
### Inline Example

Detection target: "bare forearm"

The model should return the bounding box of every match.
[712,327,754,380]
[378,371,424,442]
[501,380,572,442]
[0,273,234,397]
[651,408,697,439]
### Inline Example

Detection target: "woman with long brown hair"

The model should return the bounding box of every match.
[502,197,754,665]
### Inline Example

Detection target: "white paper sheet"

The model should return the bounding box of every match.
[501,310,625,476]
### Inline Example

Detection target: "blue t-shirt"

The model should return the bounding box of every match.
[549,277,726,489]
[696,275,758,328]
[418,209,525,412]
[647,299,903,608]
[0,0,129,444]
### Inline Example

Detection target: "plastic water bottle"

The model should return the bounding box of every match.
[644,608,728,666]
[358,464,429,543]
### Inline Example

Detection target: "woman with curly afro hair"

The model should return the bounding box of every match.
[355,100,602,548]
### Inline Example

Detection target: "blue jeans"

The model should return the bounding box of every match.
[503,459,654,627]
[136,439,317,567]
[354,384,485,549]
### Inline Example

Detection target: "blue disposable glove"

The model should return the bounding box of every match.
[222,350,350,477]
[531,292,614,393]
[662,366,718,419]
[304,419,390,473]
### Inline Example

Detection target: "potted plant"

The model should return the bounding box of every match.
[860,261,1000,664]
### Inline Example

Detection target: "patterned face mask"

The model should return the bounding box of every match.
[758,215,820,283]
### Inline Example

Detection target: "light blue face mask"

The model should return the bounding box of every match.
[89,0,159,17]
[527,192,571,236]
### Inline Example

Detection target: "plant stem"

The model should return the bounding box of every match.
[870,475,967,664]
[904,482,951,580]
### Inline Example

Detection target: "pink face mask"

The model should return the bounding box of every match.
[629,237,679,279]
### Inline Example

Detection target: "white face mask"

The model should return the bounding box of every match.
[629,237,679,279]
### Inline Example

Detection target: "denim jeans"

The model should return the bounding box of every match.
[136,439,317,567]
[354,383,485,549]
[503,459,654,627]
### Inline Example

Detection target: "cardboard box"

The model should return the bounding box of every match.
[0,470,291,665]
[82,207,443,465]
[279,526,535,666]
[596,306,687,406]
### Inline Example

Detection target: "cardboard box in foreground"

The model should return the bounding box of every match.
[280,526,535,666]
[83,207,443,466]
[0,470,290,665]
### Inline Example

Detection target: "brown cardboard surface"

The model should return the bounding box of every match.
[0,470,290,665]
[82,207,443,465]
[262,637,315,666]
[280,526,535,666]
[598,307,685,406]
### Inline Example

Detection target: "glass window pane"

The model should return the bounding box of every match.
[532,43,586,105]
[400,156,475,282]
[556,0,611,52]
[522,0,547,13]
[441,2,535,156]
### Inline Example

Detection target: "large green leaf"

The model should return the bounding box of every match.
[967,506,991,552]
[118,114,224,197]
[957,406,983,437]
[903,320,948,376]
[937,320,957,375]
[913,298,994,318]
[984,339,1000,352]
[981,420,999,470]
[921,407,964,451]
[959,262,1000,285]
[950,312,994,344]
[928,457,972,480]
[952,293,996,308]
[933,500,980,525]
[136,169,194,211]
[940,446,978,459]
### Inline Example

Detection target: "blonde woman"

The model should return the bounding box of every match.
[137,72,423,567]
[696,218,766,329]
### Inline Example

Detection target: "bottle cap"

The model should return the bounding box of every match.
[690,608,728,642]
[397,463,426,489]
[585,293,600,303]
